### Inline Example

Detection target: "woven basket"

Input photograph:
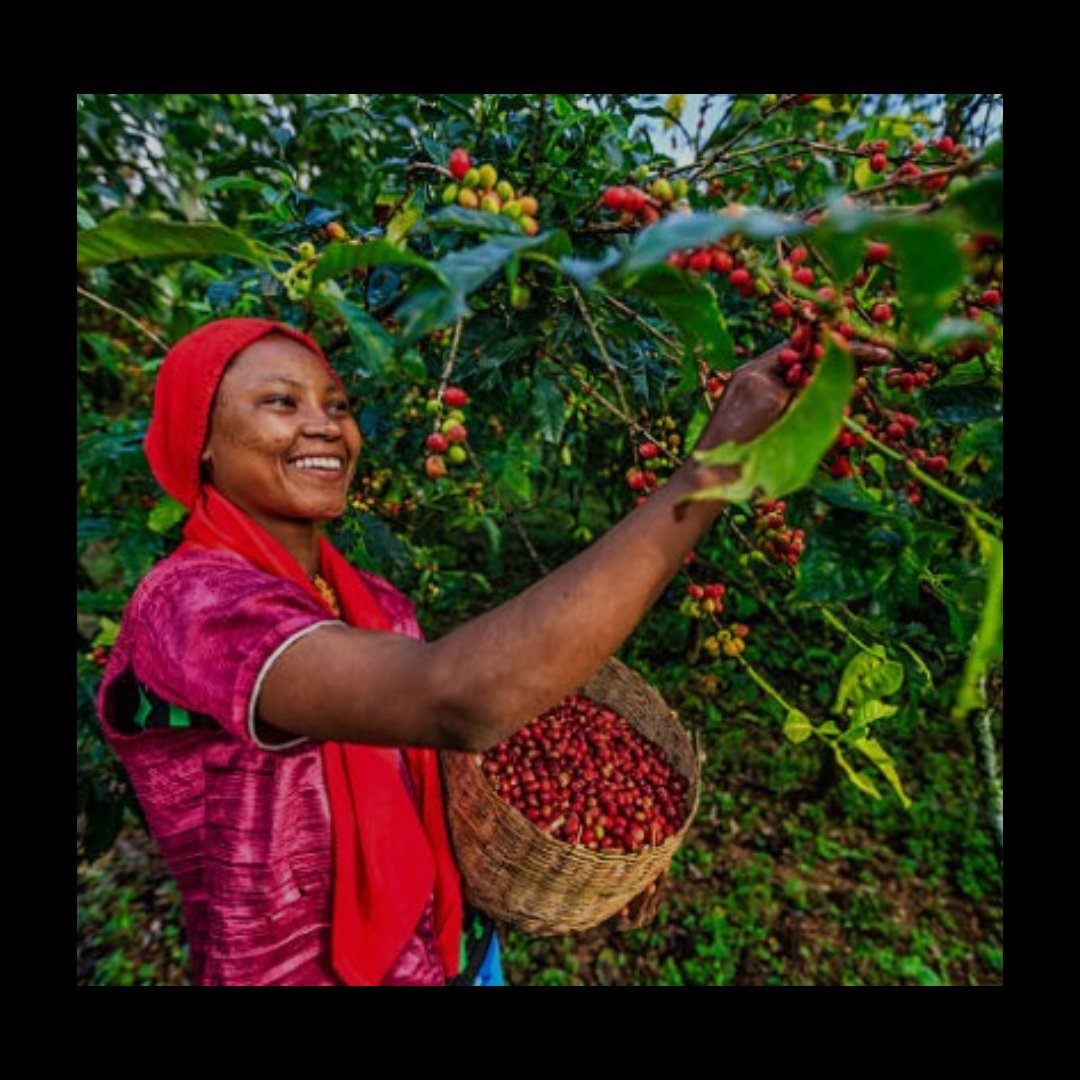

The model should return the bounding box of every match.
[441,656,702,935]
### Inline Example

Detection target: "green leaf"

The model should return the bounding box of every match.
[495,432,533,503]
[784,709,813,744]
[688,341,854,504]
[922,385,1002,424]
[922,318,992,350]
[951,170,1003,237]
[560,248,623,289]
[312,239,445,287]
[981,139,1003,166]
[683,410,710,454]
[833,746,883,801]
[628,265,734,372]
[795,513,898,604]
[531,377,566,444]
[896,641,934,691]
[77,212,281,271]
[834,649,887,715]
[850,699,899,728]
[147,495,188,535]
[332,299,398,381]
[419,207,524,236]
[878,217,966,339]
[812,199,877,284]
[386,193,423,246]
[859,660,905,703]
[851,736,912,810]
[395,281,471,344]
[815,720,842,737]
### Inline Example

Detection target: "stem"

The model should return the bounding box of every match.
[969,695,1003,867]
[76,286,169,351]
[818,605,874,654]
[736,654,798,714]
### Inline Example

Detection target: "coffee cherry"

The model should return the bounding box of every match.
[518,196,539,217]
[447,445,468,465]
[639,442,659,460]
[521,215,540,236]
[449,148,472,180]
[707,376,725,396]
[426,432,449,453]
[458,188,480,210]
[871,303,893,324]
[831,456,852,479]
[627,469,647,491]
[480,192,502,214]
[866,241,890,265]
[297,241,316,261]
[793,267,814,286]
[778,348,801,368]
[445,423,468,445]
[688,250,713,273]
[651,178,673,203]
[603,186,627,210]
[425,455,448,480]
[443,387,469,408]
[980,289,1002,307]
[771,300,793,319]
[869,152,888,173]
[729,267,751,287]
[324,221,348,242]
[789,246,809,266]
[623,187,647,213]
[712,250,735,273]
[784,363,804,386]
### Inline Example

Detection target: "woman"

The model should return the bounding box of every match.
[95,316,796,986]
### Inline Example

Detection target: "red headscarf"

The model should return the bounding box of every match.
[145,317,463,985]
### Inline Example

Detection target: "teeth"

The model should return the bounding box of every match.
[289,457,343,471]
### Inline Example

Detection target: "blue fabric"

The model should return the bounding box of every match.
[471,931,504,986]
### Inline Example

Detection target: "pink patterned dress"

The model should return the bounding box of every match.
[97,547,447,986]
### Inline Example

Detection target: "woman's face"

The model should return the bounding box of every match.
[200,334,361,528]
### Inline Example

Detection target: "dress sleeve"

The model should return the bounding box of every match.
[122,552,344,752]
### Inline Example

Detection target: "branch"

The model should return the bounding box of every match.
[968,681,1003,867]
[76,285,169,351]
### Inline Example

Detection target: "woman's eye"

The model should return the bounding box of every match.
[268,395,296,407]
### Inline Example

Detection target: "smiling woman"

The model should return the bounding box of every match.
[198,335,363,576]
[95,315,795,986]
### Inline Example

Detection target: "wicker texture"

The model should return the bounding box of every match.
[441,657,701,935]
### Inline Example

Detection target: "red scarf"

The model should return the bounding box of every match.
[145,317,463,985]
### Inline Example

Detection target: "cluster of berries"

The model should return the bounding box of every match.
[602,174,691,229]
[423,386,471,480]
[443,149,541,236]
[350,470,416,519]
[754,500,805,566]
[86,646,110,668]
[685,581,726,616]
[703,623,750,658]
[884,362,940,394]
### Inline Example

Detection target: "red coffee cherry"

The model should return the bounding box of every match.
[793,267,814,286]
[602,186,628,210]
[729,267,752,287]
[771,300,793,319]
[688,250,713,273]
[711,250,734,273]
[866,241,890,265]
[443,386,470,407]
[789,246,809,266]
[869,152,888,173]
[871,303,893,324]
[426,432,449,453]
[980,289,1002,307]
[638,442,659,460]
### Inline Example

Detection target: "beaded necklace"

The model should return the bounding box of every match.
[311,572,342,618]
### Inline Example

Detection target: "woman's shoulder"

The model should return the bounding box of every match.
[133,548,317,614]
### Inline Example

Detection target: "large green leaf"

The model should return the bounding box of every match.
[852,736,912,810]
[951,533,1003,722]
[878,217,966,340]
[629,265,734,372]
[951,171,1003,237]
[312,239,446,287]
[77,212,282,270]
[531,376,567,444]
[332,299,398,381]
[922,385,1002,424]
[686,341,854,504]
[793,513,899,604]
[418,207,524,236]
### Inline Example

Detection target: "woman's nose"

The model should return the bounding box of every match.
[298,403,344,434]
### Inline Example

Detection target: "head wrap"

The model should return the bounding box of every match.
[145,317,463,985]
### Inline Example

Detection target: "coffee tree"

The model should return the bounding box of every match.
[77,93,1003,873]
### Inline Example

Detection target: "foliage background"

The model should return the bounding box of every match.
[77,93,1002,985]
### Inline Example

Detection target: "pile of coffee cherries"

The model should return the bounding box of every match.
[480,692,690,854]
